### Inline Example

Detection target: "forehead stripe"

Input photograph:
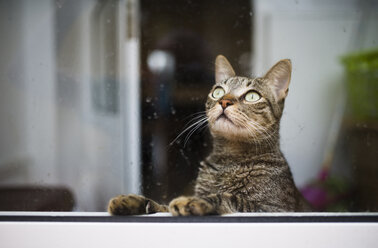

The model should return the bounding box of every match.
[246,78,257,87]
[224,77,232,85]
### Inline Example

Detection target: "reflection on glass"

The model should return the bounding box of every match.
[0,0,377,212]
[140,0,252,204]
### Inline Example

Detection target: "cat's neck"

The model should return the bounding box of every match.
[210,135,281,161]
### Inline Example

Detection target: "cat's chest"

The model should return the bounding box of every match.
[197,161,272,195]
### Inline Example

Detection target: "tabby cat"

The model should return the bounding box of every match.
[108,55,312,215]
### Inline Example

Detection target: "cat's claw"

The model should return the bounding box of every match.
[169,196,214,216]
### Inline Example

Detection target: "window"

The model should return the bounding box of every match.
[0,0,377,214]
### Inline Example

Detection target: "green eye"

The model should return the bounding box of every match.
[245,91,261,102]
[212,87,225,99]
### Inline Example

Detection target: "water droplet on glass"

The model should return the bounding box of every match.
[145,97,152,103]
[171,107,176,115]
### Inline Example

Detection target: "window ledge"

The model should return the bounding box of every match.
[0,211,377,222]
[1,212,377,248]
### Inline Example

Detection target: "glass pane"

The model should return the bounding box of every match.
[0,0,377,212]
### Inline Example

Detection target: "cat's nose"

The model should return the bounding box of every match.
[219,99,234,109]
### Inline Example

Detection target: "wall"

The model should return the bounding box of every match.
[253,0,378,186]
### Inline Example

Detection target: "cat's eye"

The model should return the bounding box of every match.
[245,91,261,102]
[212,87,225,99]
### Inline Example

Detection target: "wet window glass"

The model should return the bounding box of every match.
[0,0,377,212]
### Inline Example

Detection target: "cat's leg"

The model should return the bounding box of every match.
[169,193,245,216]
[108,194,169,215]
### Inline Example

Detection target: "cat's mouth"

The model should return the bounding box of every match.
[209,109,251,138]
[216,113,235,125]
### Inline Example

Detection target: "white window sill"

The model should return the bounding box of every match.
[0,212,377,248]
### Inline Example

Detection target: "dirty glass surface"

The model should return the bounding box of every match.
[0,0,377,212]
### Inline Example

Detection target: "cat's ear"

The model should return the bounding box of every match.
[215,55,236,84]
[264,59,292,101]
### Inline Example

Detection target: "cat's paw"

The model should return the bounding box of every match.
[169,196,214,216]
[108,194,146,215]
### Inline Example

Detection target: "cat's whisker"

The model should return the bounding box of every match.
[238,119,262,154]
[182,113,208,129]
[184,110,207,119]
[207,109,221,124]
[170,116,208,146]
[249,120,278,149]
[183,118,208,147]
[226,112,262,154]
[242,112,276,143]
[231,110,276,152]
[198,123,209,133]
[251,127,275,151]
[243,123,264,154]
[187,111,208,119]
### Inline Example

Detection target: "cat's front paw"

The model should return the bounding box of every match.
[108,194,146,215]
[169,196,214,216]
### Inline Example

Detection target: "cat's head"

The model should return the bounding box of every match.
[206,55,291,142]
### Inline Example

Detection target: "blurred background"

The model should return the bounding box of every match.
[0,0,377,212]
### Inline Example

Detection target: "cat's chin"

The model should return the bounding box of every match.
[210,116,248,139]
[216,114,234,126]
